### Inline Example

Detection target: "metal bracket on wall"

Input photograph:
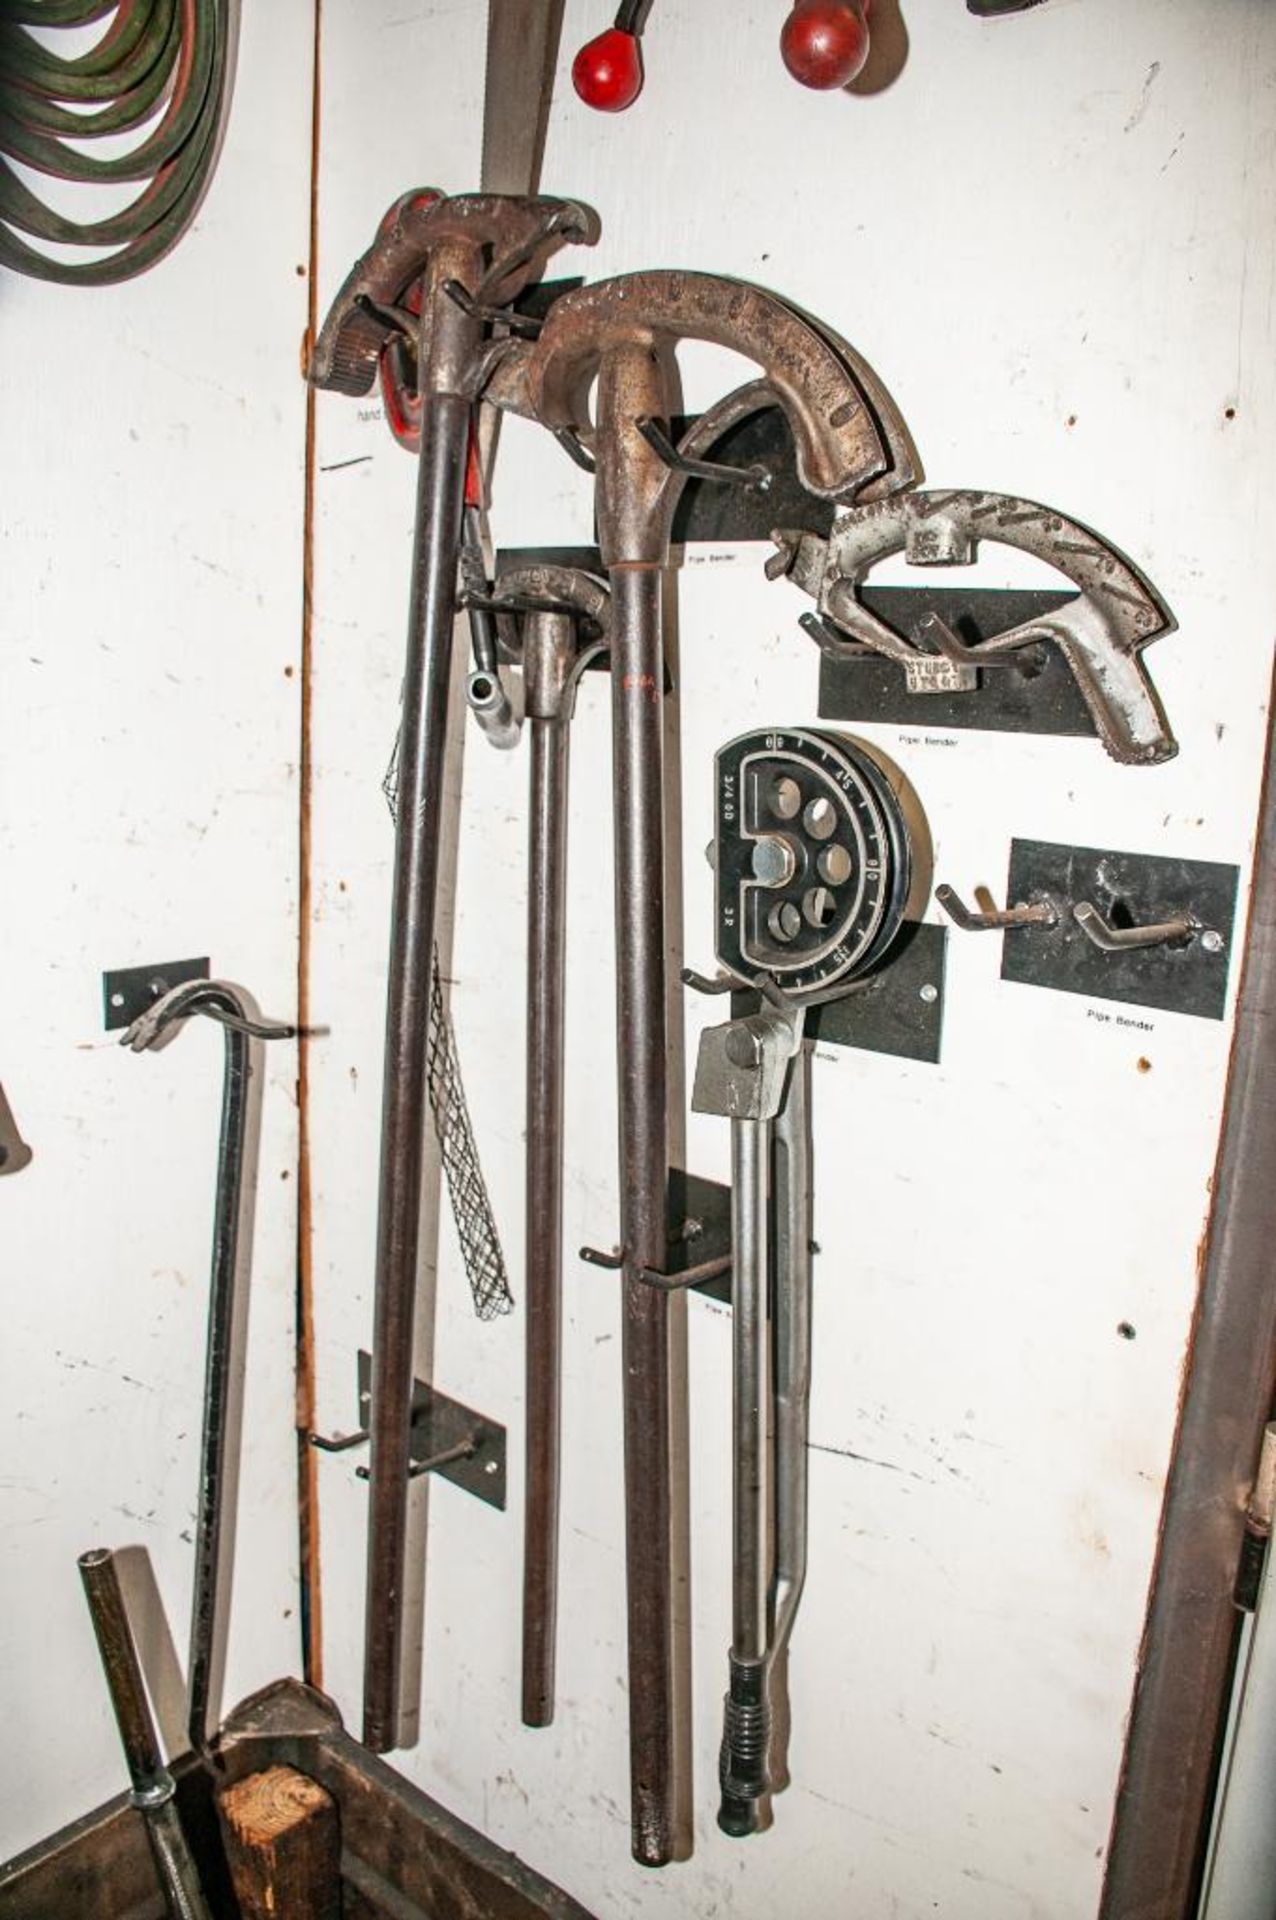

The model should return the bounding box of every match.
[580,1169,734,1304]
[666,406,1112,747]
[102,958,211,1031]
[309,1353,506,1512]
[965,839,1241,1020]
[814,586,1095,740]
[671,405,831,545]
[728,922,947,1065]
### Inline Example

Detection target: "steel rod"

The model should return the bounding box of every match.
[731,1117,770,1661]
[79,1549,214,1920]
[363,249,480,1754]
[717,1115,772,1837]
[771,1042,812,1660]
[122,975,268,1765]
[522,688,571,1727]
[187,998,249,1760]
[609,562,675,1865]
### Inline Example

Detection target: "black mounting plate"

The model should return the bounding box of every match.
[816,586,1095,739]
[731,920,947,1065]
[579,1170,734,1303]
[667,1168,733,1304]
[1000,839,1240,1021]
[355,1352,506,1511]
[672,406,832,545]
[103,957,210,1031]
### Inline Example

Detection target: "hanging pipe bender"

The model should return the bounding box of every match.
[692,728,924,1836]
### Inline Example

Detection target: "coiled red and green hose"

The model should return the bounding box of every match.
[0,0,235,285]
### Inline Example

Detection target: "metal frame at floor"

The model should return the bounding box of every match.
[0,1679,594,1920]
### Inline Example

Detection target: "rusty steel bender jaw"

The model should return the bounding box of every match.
[488,268,915,1865]
[770,489,1178,765]
[485,270,918,559]
[310,190,599,404]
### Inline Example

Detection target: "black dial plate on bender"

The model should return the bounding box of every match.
[715,729,912,998]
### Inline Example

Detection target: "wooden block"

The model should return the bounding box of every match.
[217,1764,341,1920]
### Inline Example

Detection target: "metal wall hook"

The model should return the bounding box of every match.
[314,1354,505,1507]
[442,280,543,337]
[915,611,1048,676]
[580,1243,625,1270]
[357,1434,478,1483]
[936,883,1058,932]
[637,416,770,492]
[308,1427,369,1455]
[798,609,872,655]
[352,290,418,343]
[553,424,596,474]
[1073,900,1210,953]
[682,964,742,996]
[639,1253,733,1293]
[581,1201,733,1295]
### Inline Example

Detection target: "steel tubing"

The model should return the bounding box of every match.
[609,563,675,1865]
[79,1549,214,1920]
[363,253,480,1754]
[120,978,293,1762]
[717,1115,772,1838]
[730,1117,770,1664]
[771,1043,812,1659]
[187,987,250,1760]
[522,635,572,1728]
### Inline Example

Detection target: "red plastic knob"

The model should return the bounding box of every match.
[572,27,645,111]
[780,0,871,90]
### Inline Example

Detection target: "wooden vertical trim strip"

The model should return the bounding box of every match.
[295,0,324,1693]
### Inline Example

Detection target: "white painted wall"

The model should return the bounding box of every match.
[6,0,1268,1913]
[0,4,313,1863]
[308,5,1276,1916]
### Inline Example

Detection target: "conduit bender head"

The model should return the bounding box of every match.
[486,269,918,564]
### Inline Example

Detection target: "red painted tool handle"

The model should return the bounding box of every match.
[780,0,871,90]
[573,0,654,112]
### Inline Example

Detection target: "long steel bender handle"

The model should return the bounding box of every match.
[718,1108,773,1835]
[771,1043,813,1674]
[692,1003,811,1836]
[123,979,294,1761]
[474,567,611,1729]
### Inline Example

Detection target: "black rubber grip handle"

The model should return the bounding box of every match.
[717,1654,770,1837]
[615,0,655,36]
